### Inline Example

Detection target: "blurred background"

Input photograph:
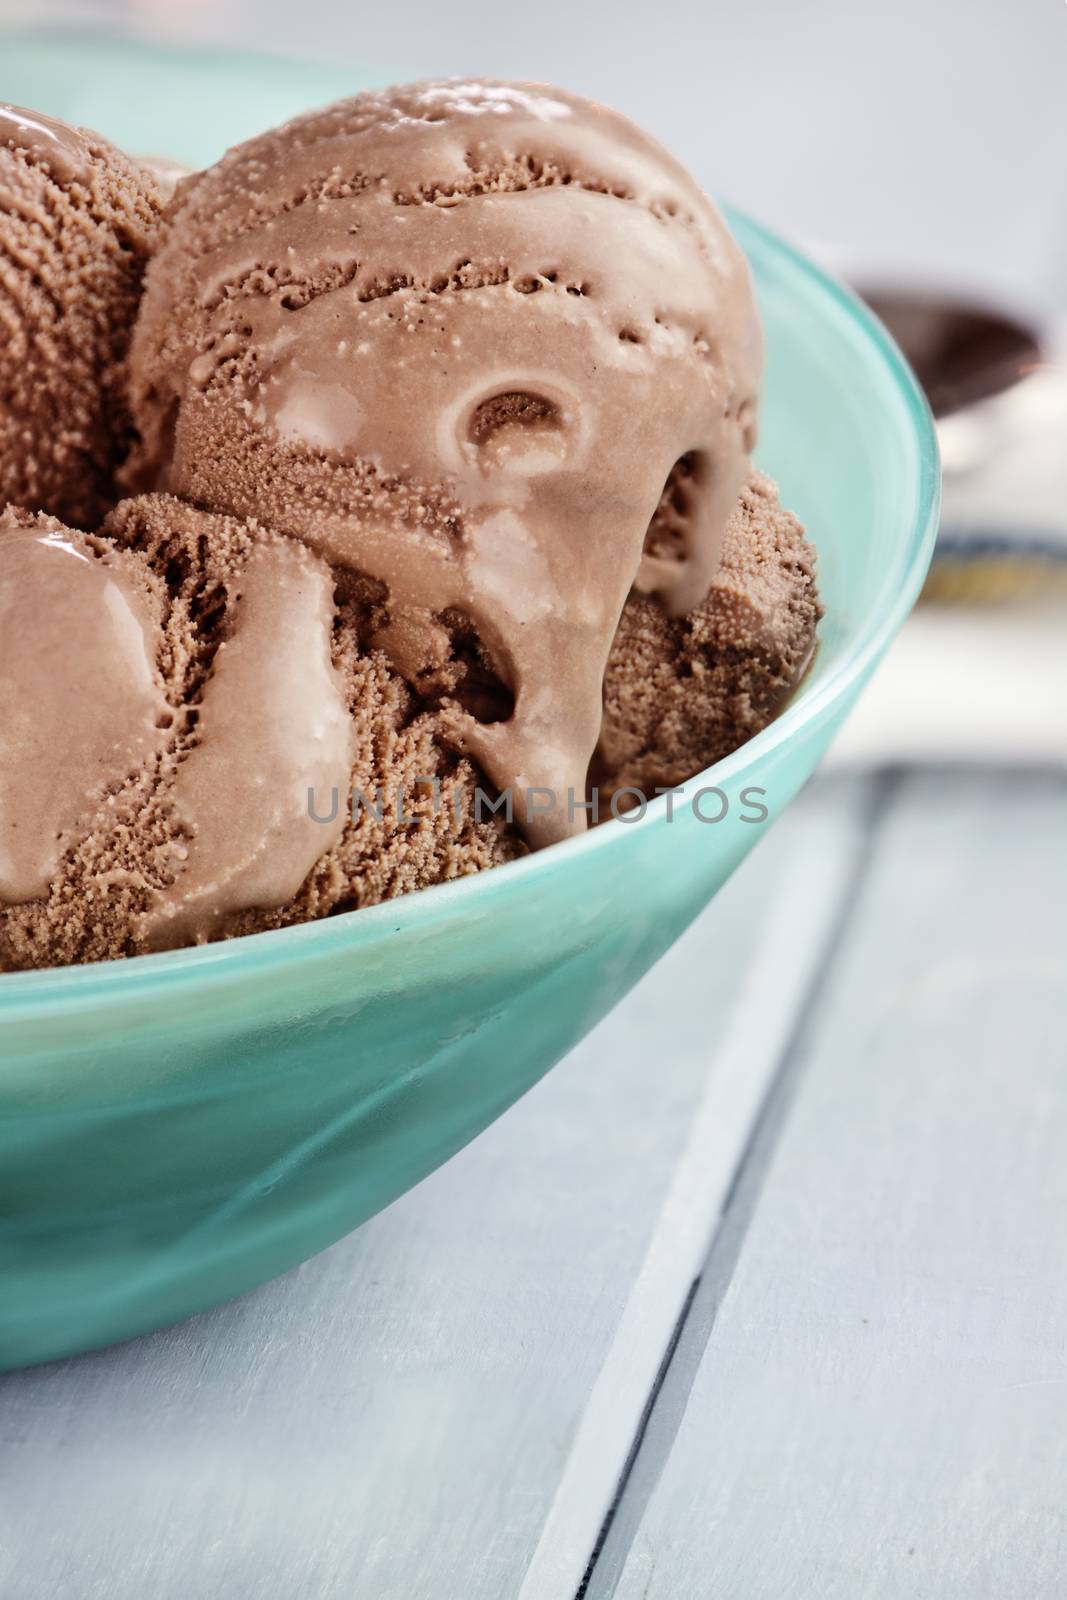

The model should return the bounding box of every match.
[3,0,1063,299]
[3,0,1063,760]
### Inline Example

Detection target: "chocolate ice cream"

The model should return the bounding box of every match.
[0,106,163,527]
[597,472,820,808]
[128,80,762,845]
[0,80,821,973]
[0,497,521,970]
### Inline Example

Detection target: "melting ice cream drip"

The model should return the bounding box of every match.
[133,80,763,846]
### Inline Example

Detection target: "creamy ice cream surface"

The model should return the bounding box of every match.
[0,105,163,527]
[0,497,523,968]
[128,80,763,845]
[0,82,820,971]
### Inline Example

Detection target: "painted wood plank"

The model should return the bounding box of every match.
[591,769,1067,1600]
[516,781,870,1600]
[0,782,869,1600]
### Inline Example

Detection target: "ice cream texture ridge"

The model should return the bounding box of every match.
[0,81,821,970]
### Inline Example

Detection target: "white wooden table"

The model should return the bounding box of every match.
[1,766,1064,1599]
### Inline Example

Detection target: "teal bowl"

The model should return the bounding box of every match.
[0,37,939,1370]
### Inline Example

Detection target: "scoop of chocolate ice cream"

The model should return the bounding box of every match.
[0,85,821,973]
[596,473,821,807]
[0,105,163,527]
[127,79,762,846]
[0,497,522,972]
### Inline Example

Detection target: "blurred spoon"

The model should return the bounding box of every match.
[856,284,1067,597]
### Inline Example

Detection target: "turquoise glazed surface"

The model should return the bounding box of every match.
[0,36,939,1369]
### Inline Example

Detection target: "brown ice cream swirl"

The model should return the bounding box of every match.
[140,535,352,950]
[0,508,351,936]
[129,80,762,845]
[0,104,90,185]
[0,520,169,903]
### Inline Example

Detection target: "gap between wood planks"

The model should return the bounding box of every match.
[511,772,892,1600]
